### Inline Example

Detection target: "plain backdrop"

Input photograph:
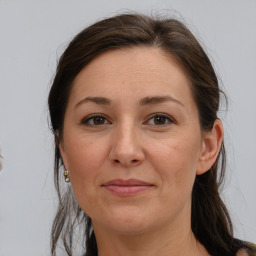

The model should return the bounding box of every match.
[0,0,255,255]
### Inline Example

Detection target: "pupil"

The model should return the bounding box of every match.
[154,116,165,124]
[94,117,104,125]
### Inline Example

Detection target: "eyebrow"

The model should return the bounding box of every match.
[75,97,111,108]
[75,95,184,108]
[139,96,184,107]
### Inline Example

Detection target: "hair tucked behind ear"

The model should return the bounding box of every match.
[48,13,256,256]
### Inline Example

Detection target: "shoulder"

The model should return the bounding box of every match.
[236,244,256,256]
[234,239,256,256]
[236,249,250,256]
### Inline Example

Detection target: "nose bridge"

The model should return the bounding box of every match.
[109,118,144,166]
[114,118,138,152]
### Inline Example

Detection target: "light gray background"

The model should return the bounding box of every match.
[0,0,255,255]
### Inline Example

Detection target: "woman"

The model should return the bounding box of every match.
[48,13,256,256]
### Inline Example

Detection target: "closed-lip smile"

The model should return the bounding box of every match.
[102,179,154,196]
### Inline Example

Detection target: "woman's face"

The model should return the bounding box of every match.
[60,47,210,235]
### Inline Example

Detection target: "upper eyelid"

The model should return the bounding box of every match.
[146,113,176,126]
[81,113,111,124]
[145,113,175,123]
[147,112,172,119]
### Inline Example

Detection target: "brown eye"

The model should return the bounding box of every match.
[154,116,167,125]
[82,114,110,126]
[146,114,174,126]
[93,116,106,125]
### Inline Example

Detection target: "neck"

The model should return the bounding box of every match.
[93,217,209,256]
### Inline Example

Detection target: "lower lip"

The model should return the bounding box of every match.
[103,185,152,196]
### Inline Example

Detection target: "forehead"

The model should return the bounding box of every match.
[70,47,194,106]
[74,47,188,79]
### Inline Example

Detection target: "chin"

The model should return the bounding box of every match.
[93,207,155,235]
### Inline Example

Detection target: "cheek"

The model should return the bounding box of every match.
[64,137,111,216]
[149,136,201,196]
[64,136,109,193]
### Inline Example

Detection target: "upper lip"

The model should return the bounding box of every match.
[102,179,152,186]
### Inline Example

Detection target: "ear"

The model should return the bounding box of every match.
[55,131,69,170]
[196,119,224,175]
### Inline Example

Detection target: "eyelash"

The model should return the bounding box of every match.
[81,113,175,127]
[81,114,110,126]
[145,113,175,126]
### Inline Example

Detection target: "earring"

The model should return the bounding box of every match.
[64,169,70,183]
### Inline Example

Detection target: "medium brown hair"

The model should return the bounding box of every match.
[48,13,255,256]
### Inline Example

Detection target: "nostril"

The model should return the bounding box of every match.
[113,159,138,164]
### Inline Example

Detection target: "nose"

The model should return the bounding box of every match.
[109,123,145,167]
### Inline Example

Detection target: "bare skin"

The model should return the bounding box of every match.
[60,47,223,256]
[94,212,210,256]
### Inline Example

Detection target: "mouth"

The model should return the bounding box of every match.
[102,179,154,196]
